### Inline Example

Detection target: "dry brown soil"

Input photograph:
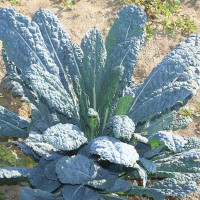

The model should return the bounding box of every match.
[0,0,199,199]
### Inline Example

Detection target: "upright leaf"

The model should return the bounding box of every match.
[32,8,82,102]
[105,4,146,116]
[23,64,78,124]
[104,115,135,141]
[129,34,200,123]
[0,8,59,75]
[141,112,175,136]
[81,29,106,110]
[114,96,134,116]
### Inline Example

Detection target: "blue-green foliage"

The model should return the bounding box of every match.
[0,4,200,200]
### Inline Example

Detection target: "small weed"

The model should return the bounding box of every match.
[57,0,80,10]
[0,93,3,98]
[180,107,200,119]
[114,0,197,38]
[0,145,36,168]
[162,15,197,35]
[0,189,6,200]
[196,102,200,108]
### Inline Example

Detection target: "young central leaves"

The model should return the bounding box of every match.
[81,29,106,111]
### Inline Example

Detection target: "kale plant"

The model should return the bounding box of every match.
[0,4,200,200]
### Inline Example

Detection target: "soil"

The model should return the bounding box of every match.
[0,0,199,199]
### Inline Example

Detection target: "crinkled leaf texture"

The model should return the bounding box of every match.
[24,132,62,160]
[154,149,200,182]
[20,188,63,200]
[43,123,87,151]
[129,34,200,124]
[128,178,198,200]
[0,8,79,128]
[62,185,100,200]
[106,4,146,96]
[0,105,30,138]
[182,137,200,151]
[1,48,25,97]
[90,136,139,167]
[12,141,40,160]
[0,167,32,179]
[23,64,76,120]
[105,5,146,120]
[149,131,187,153]
[105,115,135,141]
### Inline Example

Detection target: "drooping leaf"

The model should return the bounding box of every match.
[139,157,156,173]
[100,194,127,200]
[0,167,32,179]
[132,163,148,187]
[0,105,30,138]
[149,131,187,153]
[12,141,40,160]
[129,34,200,124]
[29,160,60,192]
[169,115,192,131]
[25,132,62,160]
[44,160,58,181]
[61,185,100,200]
[55,155,96,184]
[43,123,87,151]
[143,145,164,159]
[87,179,115,191]
[114,96,134,116]
[20,187,63,200]
[154,149,200,182]
[105,178,132,193]
[181,137,200,151]
[90,136,139,167]
[128,178,198,200]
